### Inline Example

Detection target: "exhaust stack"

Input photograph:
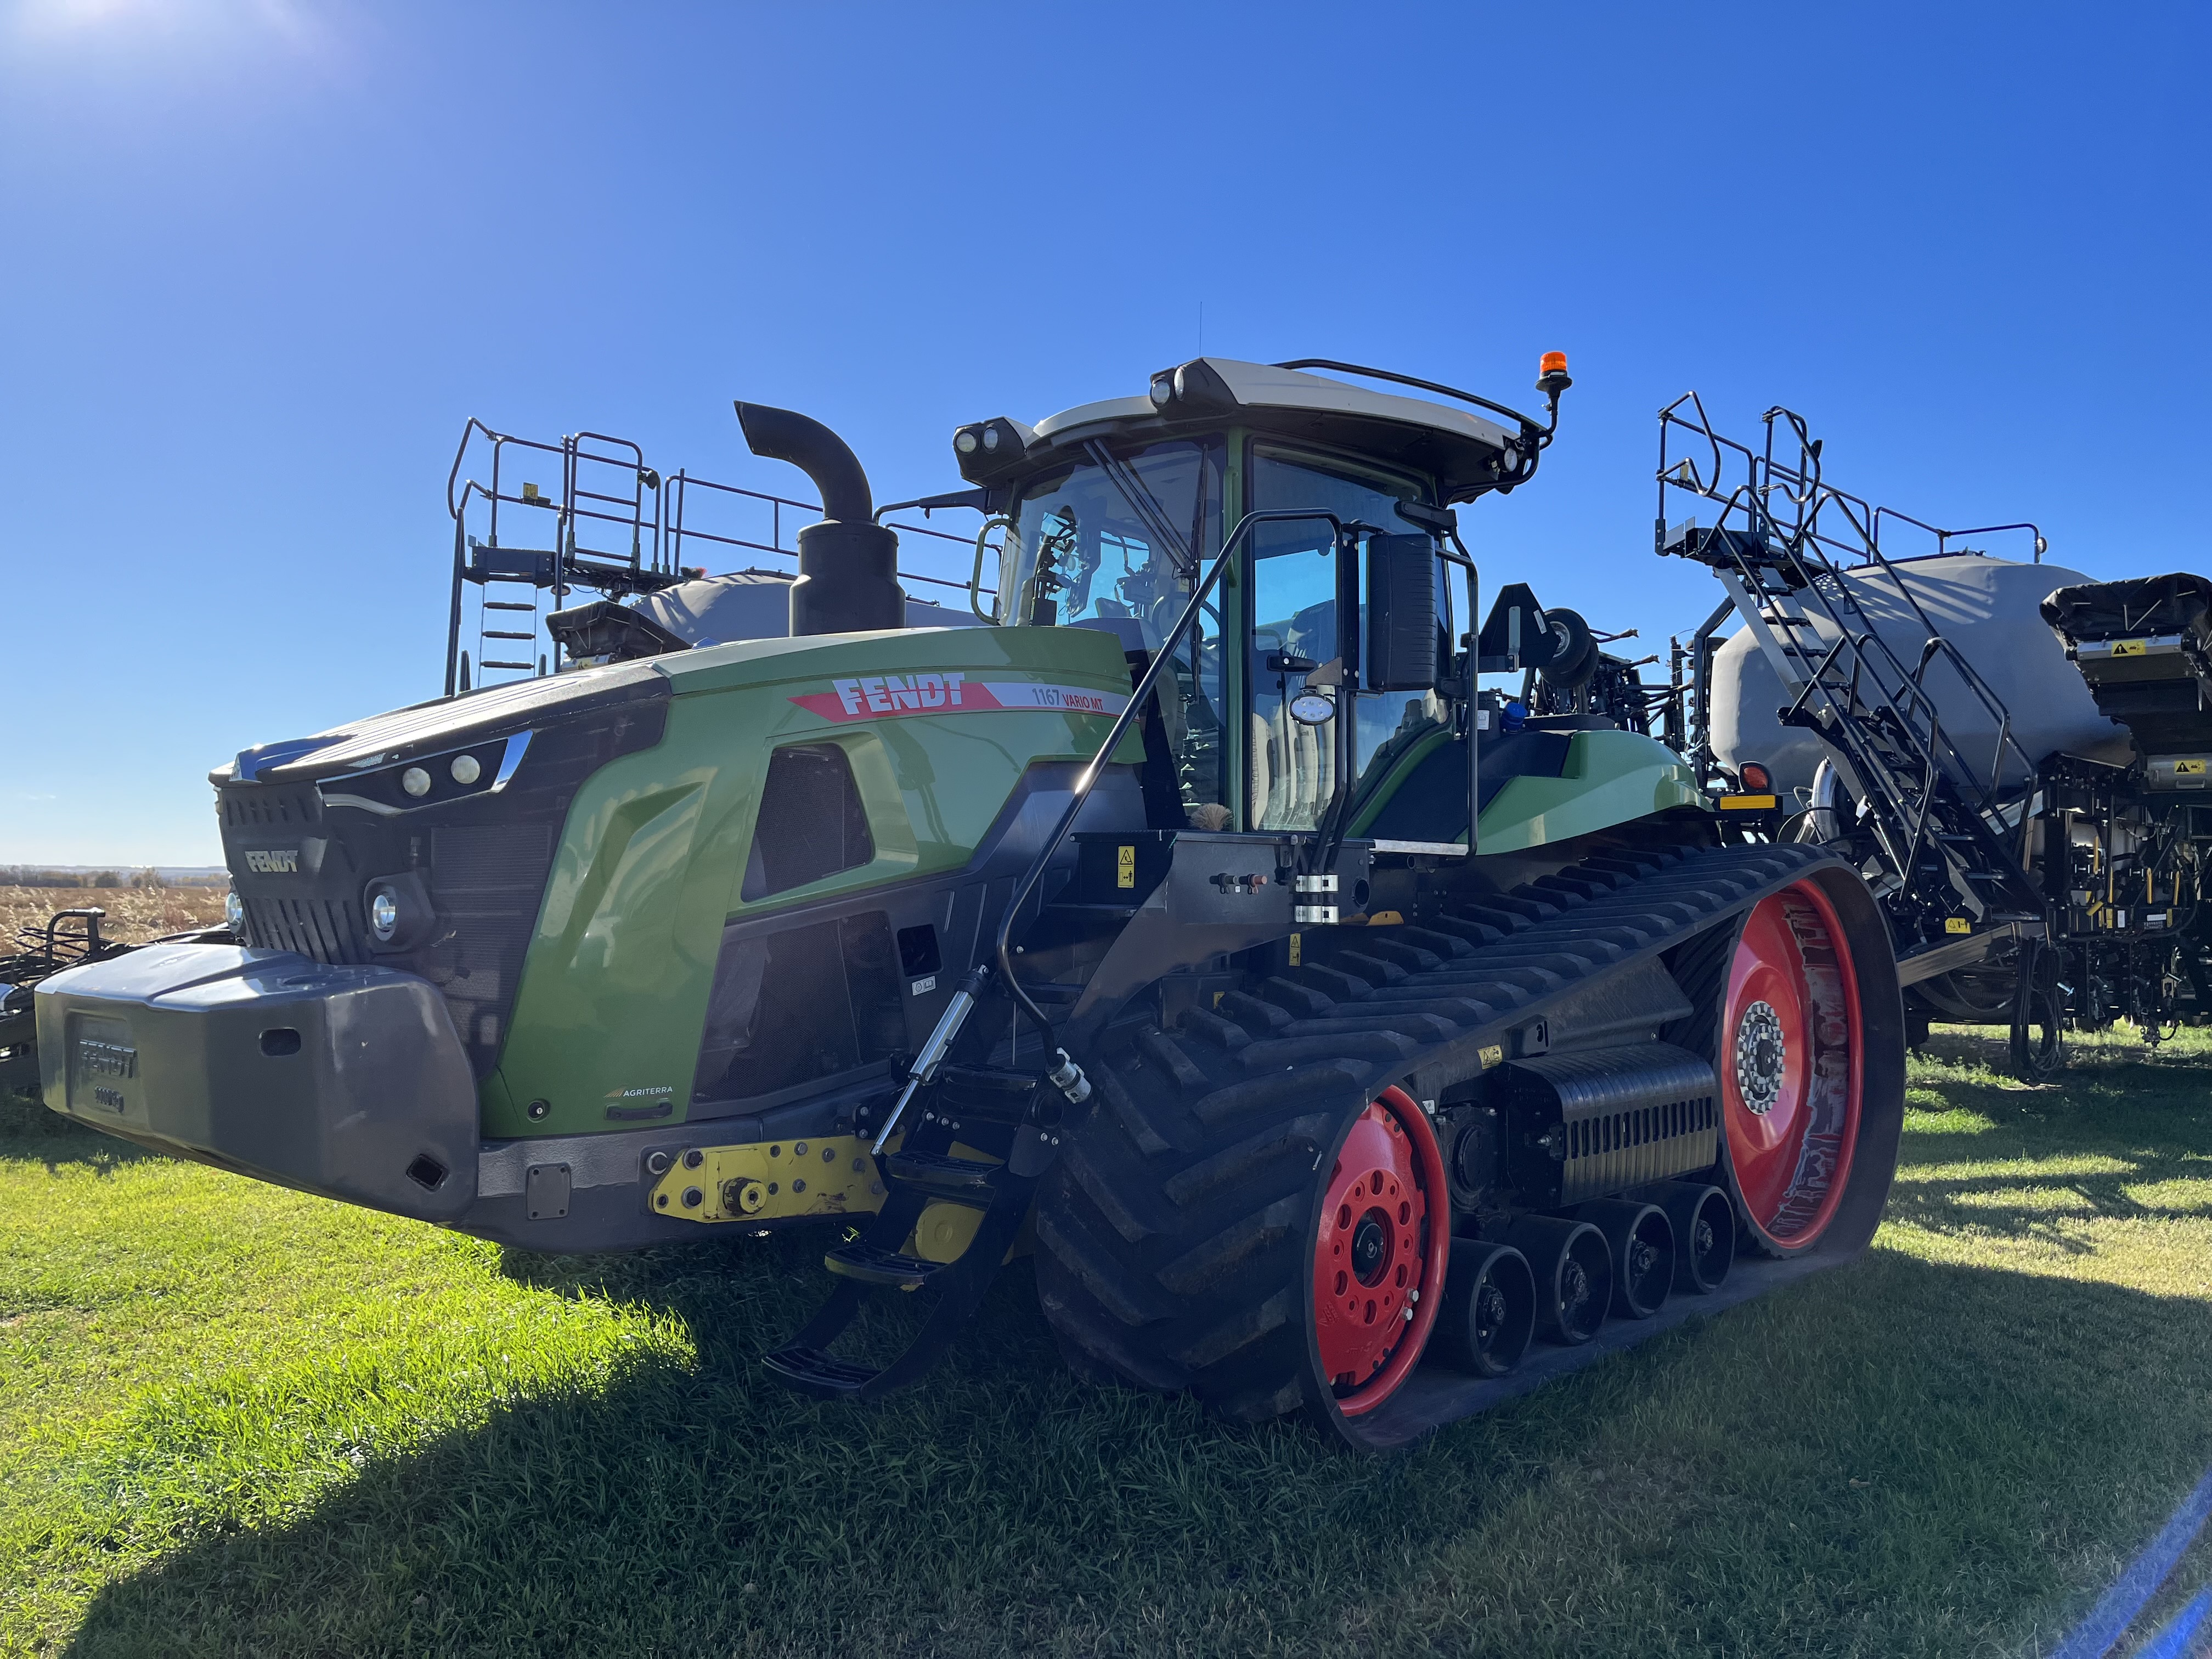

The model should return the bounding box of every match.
[735,401,904,636]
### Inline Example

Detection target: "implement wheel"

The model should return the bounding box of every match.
[1718,877,1883,1255]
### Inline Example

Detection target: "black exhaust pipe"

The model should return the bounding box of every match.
[734,401,904,636]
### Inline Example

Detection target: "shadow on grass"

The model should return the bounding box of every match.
[1889,1028,2212,1253]
[0,1097,156,1175]
[58,1212,2212,1658]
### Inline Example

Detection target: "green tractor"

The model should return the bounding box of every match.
[37,356,1904,1448]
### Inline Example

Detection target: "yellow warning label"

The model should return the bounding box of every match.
[2112,639,2149,657]
[2178,759,2208,776]
[1479,1044,1504,1069]
[1288,932,1302,966]
[1945,917,1972,935]
[1116,844,1135,889]
[1718,794,1779,811]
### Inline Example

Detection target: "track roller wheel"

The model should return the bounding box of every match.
[1429,1239,1535,1378]
[1719,878,1866,1254]
[1659,1182,1735,1294]
[1577,1199,1674,1318]
[1506,1215,1611,1345]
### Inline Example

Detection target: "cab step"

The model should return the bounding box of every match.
[824,1242,942,1286]
[762,1114,1059,1402]
[884,1148,1001,1197]
[761,1344,878,1397]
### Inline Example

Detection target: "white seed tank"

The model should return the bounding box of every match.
[1708,554,2131,799]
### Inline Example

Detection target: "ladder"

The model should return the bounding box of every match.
[1657,396,2048,956]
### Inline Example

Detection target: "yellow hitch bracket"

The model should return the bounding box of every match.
[650,1135,887,1224]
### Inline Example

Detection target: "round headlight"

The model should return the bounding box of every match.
[370,891,399,940]
[955,429,979,455]
[224,890,244,933]
[450,753,482,785]
[1149,375,1173,409]
[401,766,431,797]
[981,425,1001,452]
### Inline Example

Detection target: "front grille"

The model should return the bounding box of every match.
[220,784,319,830]
[215,684,668,1079]
[428,823,554,1062]
[243,894,369,965]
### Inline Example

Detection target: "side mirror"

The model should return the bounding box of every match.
[1366,533,1438,691]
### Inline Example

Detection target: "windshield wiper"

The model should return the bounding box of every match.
[1082,439,1198,581]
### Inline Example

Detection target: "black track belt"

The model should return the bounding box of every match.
[1036,839,1898,1446]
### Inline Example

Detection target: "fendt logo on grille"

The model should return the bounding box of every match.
[78,1040,137,1079]
[243,848,300,874]
[789,675,1130,725]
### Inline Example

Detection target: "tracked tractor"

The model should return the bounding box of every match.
[37,357,1905,1448]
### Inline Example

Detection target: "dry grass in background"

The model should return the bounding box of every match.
[1,886,229,949]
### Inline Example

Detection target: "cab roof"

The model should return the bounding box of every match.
[959,358,1526,504]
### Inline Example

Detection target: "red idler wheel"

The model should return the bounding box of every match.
[1311,1086,1448,1415]
[1720,878,1864,1254]
[1429,1239,1536,1378]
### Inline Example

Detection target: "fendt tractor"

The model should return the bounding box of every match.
[38,357,1905,1448]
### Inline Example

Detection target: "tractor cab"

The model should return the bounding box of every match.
[948,356,1566,841]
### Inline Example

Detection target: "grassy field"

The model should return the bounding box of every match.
[4,1025,2209,1658]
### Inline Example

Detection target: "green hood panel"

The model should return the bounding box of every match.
[1476,730,1707,854]
[482,624,1143,1138]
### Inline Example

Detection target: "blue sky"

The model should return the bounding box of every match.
[3,0,2205,864]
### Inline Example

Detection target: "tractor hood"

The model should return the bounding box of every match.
[212,624,1130,791]
[212,657,673,789]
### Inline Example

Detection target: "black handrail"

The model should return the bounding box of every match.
[990,508,1355,1041]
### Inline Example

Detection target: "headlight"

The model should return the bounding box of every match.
[224,890,245,933]
[370,891,399,940]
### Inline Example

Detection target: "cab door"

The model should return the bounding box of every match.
[1244,447,1449,831]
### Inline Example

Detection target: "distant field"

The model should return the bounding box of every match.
[3,1026,2209,1657]
[1,885,229,951]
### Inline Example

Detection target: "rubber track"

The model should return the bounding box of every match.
[1033,839,1839,1424]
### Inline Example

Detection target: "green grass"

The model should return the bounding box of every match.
[4,1028,2210,1658]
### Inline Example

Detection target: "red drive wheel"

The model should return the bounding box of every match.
[1721,879,1864,1254]
[1312,1086,1449,1415]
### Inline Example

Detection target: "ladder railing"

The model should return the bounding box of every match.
[442,420,992,696]
[1657,395,2047,946]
